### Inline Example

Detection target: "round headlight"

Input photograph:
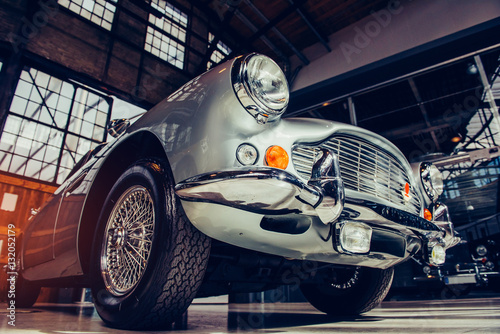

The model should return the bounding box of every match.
[233,54,289,123]
[420,162,443,202]
[476,244,488,257]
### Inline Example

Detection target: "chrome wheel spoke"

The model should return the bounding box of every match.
[126,241,148,264]
[101,186,155,296]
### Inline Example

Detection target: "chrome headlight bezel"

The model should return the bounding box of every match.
[420,162,444,202]
[232,54,289,124]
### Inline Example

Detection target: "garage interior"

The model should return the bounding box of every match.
[0,0,500,332]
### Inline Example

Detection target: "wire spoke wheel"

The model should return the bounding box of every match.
[91,161,210,330]
[101,186,155,296]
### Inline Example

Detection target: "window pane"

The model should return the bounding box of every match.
[207,33,232,70]
[2,66,111,183]
[145,1,187,69]
[0,153,12,170]
[58,0,116,31]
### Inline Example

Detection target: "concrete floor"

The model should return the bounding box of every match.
[2,295,500,333]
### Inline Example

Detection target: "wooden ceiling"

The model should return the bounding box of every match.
[195,0,389,66]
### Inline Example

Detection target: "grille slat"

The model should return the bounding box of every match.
[292,136,421,215]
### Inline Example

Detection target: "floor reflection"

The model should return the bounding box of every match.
[34,302,96,317]
[226,303,382,331]
[1,293,499,333]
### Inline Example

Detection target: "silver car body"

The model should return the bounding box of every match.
[21,55,457,282]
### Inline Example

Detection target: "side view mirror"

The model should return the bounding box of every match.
[107,118,130,138]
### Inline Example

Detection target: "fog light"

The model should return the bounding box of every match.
[430,245,446,265]
[236,143,258,165]
[336,221,372,254]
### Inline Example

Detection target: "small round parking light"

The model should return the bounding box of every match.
[265,145,289,170]
[236,144,258,166]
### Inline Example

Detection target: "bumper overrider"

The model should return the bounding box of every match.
[175,148,458,266]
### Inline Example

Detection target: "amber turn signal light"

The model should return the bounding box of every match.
[424,208,433,221]
[265,145,289,170]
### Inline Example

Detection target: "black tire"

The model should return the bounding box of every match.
[11,274,40,308]
[300,266,394,316]
[90,160,211,330]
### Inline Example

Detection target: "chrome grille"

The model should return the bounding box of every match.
[292,136,421,215]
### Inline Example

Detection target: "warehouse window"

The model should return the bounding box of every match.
[0,67,111,184]
[207,33,231,70]
[58,0,117,31]
[144,0,187,69]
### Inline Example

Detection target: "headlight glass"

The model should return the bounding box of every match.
[476,244,488,257]
[420,162,443,202]
[233,54,289,123]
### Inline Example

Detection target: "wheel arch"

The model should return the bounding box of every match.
[78,131,169,275]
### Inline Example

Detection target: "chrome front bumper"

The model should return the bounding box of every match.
[175,149,345,225]
[175,149,459,266]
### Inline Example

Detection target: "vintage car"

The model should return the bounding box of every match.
[470,237,500,291]
[396,235,500,298]
[401,240,481,298]
[15,53,459,329]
